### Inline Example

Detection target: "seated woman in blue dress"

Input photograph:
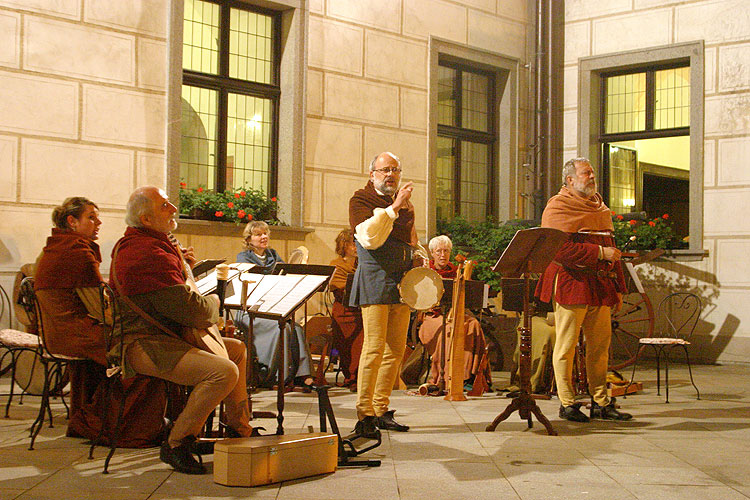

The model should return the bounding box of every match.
[234,220,313,389]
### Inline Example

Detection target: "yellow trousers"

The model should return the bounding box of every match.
[356,303,410,419]
[552,302,612,408]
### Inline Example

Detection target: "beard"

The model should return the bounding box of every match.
[373,176,399,196]
[572,178,596,197]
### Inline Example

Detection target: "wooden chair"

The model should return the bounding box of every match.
[627,292,701,403]
[20,278,88,450]
[304,315,333,386]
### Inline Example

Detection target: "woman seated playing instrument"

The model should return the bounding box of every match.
[418,235,492,392]
[34,197,165,446]
[329,228,364,391]
[234,220,313,389]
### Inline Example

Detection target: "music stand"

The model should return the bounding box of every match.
[485,227,567,436]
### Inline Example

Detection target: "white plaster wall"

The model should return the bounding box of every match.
[0,0,170,302]
[564,0,750,364]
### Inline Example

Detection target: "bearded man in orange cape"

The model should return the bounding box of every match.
[536,157,633,423]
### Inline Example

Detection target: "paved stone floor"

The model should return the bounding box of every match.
[1,363,749,500]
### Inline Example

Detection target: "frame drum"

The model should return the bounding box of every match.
[398,267,444,310]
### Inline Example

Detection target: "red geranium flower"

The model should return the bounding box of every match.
[197,187,204,193]
[204,201,209,205]
[617,215,623,220]
[227,202,234,209]
[247,214,253,221]
[611,211,616,216]
[271,197,277,202]
[240,191,246,197]
[234,193,240,198]
[662,214,669,219]
[237,210,246,218]
[648,221,656,227]
[215,211,224,217]
[629,220,637,226]
[179,182,186,188]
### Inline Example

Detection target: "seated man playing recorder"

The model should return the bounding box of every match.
[111,186,254,475]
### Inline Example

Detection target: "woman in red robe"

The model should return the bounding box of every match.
[34,197,166,447]
[418,235,491,391]
[329,228,364,391]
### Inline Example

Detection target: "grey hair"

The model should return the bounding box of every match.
[125,188,153,228]
[368,152,401,172]
[562,157,591,185]
[428,235,453,253]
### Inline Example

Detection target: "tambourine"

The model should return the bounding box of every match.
[398,267,444,310]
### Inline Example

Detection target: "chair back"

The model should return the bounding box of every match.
[656,292,702,340]
[288,246,309,264]
[0,283,11,329]
[99,282,123,373]
[17,278,39,337]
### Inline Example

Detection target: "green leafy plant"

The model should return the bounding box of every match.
[612,212,683,250]
[436,217,534,291]
[178,183,280,224]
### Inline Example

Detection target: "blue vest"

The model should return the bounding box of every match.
[349,237,412,306]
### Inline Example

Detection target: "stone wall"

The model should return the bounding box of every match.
[303,0,531,270]
[0,0,171,294]
[564,0,750,363]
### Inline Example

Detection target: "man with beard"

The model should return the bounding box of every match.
[111,186,254,474]
[536,158,633,422]
[348,152,426,437]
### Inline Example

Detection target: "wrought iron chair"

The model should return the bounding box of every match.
[21,277,88,449]
[0,282,43,417]
[628,292,701,403]
[288,245,309,264]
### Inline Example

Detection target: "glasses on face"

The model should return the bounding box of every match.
[433,248,451,255]
[372,167,402,175]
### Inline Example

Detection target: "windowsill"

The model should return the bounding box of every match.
[174,218,313,238]
[655,248,709,262]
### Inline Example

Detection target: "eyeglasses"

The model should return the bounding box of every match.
[372,167,402,175]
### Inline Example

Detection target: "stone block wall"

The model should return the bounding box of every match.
[564,0,750,363]
[304,0,531,267]
[0,0,170,292]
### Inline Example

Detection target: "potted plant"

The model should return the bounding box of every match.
[178,183,280,224]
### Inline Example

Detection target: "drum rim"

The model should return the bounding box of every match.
[398,267,445,310]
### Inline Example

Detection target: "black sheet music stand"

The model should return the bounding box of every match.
[485,227,567,436]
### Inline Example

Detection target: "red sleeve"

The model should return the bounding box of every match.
[553,240,599,269]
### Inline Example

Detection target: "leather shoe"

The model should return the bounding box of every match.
[590,398,633,421]
[190,439,214,455]
[160,439,206,474]
[377,410,409,432]
[559,403,590,422]
[353,416,380,439]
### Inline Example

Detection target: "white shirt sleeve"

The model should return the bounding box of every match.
[354,206,398,250]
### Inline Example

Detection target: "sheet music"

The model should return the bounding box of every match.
[195,269,241,295]
[264,274,328,315]
[252,275,304,313]
[229,262,256,272]
[223,273,263,307]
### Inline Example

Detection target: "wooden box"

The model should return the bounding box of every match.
[213,432,338,487]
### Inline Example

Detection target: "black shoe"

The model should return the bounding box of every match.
[559,403,590,422]
[160,439,206,474]
[377,410,409,432]
[590,398,633,421]
[353,416,380,439]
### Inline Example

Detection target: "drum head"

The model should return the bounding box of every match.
[399,268,444,311]
[14,350,52,396]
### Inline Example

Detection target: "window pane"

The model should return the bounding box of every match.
[229,7,274,84]
[654,66,690,129]
[180,85,218,190]
[607,145,637,215]
[605,72,645,133]
[459,141,489,223]
[437,65,457,127]
[435,136,455,222]
[183,0,220,74]
[226,93,272,193]
[461,71,490,132]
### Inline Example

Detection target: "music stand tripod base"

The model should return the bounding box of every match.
[315,386,381,468]
[485,227,568,437]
